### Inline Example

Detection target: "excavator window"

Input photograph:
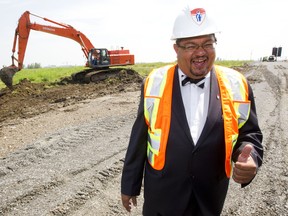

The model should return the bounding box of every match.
[88,49,111,68]
[91,50,100,66]
[99,49,110,65]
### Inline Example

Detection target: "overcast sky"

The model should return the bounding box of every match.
[0,0,287,67]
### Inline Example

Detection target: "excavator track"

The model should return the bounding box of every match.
[71,68,95,82]
[72,68,138,84]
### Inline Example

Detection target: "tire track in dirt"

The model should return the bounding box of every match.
[261,64,288,215]
[222,63,288,215]
[253,64,288,215]
[0,111,136,215]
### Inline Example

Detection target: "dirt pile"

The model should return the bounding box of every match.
[0,69,143,124]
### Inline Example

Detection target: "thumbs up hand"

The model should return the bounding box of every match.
[232,144,257,184]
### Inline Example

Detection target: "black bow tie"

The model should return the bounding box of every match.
[182,76,205,88]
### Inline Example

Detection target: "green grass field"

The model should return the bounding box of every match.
[0,60,252,90]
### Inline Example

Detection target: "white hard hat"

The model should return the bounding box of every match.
[171,6,220,40]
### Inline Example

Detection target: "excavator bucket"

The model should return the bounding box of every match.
[0,67,18,89]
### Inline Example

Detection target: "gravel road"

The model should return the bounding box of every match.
[0,62,287,215]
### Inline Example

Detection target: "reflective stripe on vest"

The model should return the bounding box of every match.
[144,64,250,177]
[214,65,250,177]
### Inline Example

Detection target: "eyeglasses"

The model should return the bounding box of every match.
[177,41,216,52]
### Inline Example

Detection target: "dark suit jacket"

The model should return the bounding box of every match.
[121,65,263,216]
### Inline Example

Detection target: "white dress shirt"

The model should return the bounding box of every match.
[178,69,211,145]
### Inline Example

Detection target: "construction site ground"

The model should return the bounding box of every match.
[0,62,287,215]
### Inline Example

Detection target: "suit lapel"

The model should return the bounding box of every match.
[171,66,194,143]
[196,67,222,145]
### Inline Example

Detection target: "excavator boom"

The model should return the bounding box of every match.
[0,11,135,88]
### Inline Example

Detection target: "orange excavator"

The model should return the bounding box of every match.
[0,11,135,88]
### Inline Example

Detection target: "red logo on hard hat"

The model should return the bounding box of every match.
[191,8,206,25]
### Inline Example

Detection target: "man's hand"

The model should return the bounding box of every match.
[121,194,137,212]
[233,144,257,184]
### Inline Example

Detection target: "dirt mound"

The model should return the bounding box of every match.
[0,69,143,124]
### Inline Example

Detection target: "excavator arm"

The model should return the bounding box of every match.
[11,11,95,70]
[0,11,135,88]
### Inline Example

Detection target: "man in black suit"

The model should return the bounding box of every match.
[121,5,263,216]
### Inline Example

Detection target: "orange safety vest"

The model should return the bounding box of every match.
[144,64,250,178]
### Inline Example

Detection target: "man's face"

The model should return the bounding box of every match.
[173,34,216,79]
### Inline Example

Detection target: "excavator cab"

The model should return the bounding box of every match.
[88,48,111,68]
